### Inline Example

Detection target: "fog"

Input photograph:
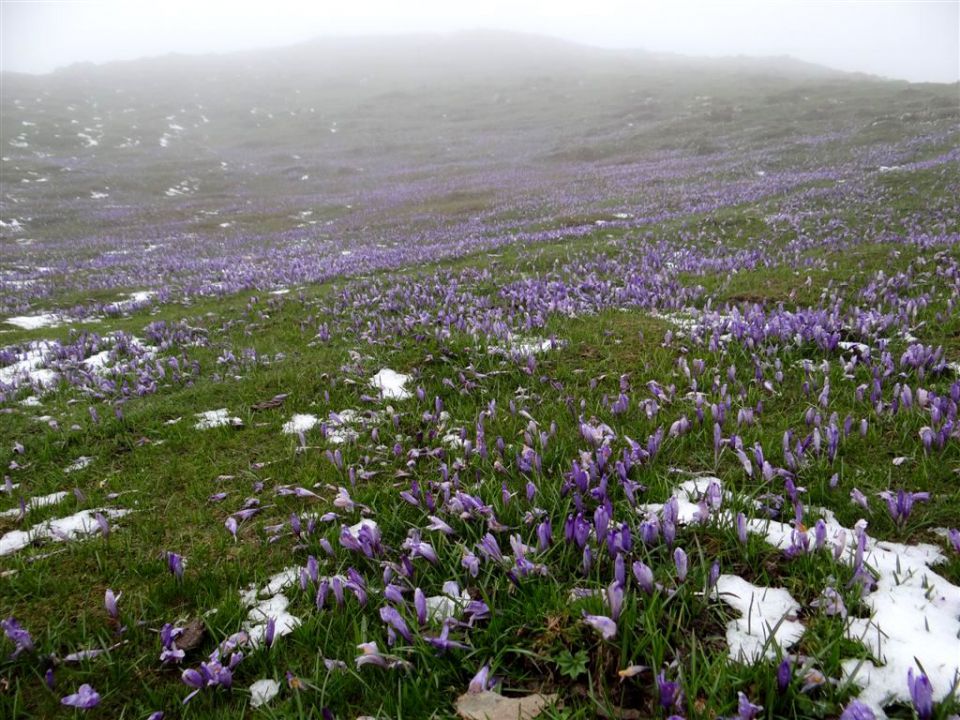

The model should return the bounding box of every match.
[2,0,958,83]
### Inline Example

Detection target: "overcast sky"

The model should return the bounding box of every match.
[2,0,958,82]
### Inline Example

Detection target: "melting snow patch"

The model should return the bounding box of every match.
[712,574,805,662]
[426,588,471,622]
[370,368,411,401]
[249,678,280,708]
[0,340,60,390]
[325,409,377,444]
[636,476,726,524]
[282,414,318,434]
[5,314,61,330]
[752,511,960,717]
[194,409,242,430]
[0,491,69,519]
[64,456,94,473]
[240,567,302,648]
[488,335,558,357]
[0,508,129,556]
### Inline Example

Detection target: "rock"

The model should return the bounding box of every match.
[455,690,557,720]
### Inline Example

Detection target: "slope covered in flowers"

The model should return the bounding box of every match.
[1,35,959,720]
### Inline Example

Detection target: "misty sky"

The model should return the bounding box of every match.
[2,0,958,83]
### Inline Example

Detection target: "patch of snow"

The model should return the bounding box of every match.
[636,476,726,524]
[0,508,129,556]
[442,431,465,449]
[240,567,302,648]
[282,414,318,434]
[426,589,471,622]
[712,574,805,662]
[249,678,280,708]
[5,314,61,330]
[322,409,382,444]
[194,409,242,430]
[64,456,94,473]
[0,491,69,519]
[0,340,60,390]
[370,369,411,401]
[751,511,960,717]
[488,335,558,357]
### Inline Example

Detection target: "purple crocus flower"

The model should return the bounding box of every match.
[850,488,869,510]
[839,700,876,720]
[1,617,34,658]
[633,561,655,594]
[657,670,683,712]
[812,587,847,618]
[582,613,617,640]
[94,512,110,539]
[880,489,930,525]
[104,588,120,619]
[607,581,624,621]
[948,528,960,553]
[61,684,101,709]
[735,513,748,544]
[468,663,493,693]
[166,552,185,580]
[476,533,504,564]
[264,617,276,648]
[907,668,933,720]
[379,606,413,643]
[425,620,470,652]
[673,547,688,582]
[735,691,762,720]
[708,561,720,590]
[414,588,427,626]
[536,519,552,551]
[45,667,56,690]
[426,515,455,535]
[776,658,792,692]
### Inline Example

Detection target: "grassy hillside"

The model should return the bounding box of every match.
[1,32,958,719]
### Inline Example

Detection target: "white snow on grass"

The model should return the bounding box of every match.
[712,574,805,662]
[194,409,242,430]
[636,476,726,524]
[0,508,129,556]
[239,567,302,648]
[5,314,61,330]
[105,291,155,314]
[654,476,960,716]
[325,409,381,444]
[0,491,69,519]
[426,587,471,622]
[751,510,960,717]
[487,335,557,357]
[370,368,412,401]
[64,456,94,473]
[0,340,60,390]
[249,678,280,708]
[281,414,318,435]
